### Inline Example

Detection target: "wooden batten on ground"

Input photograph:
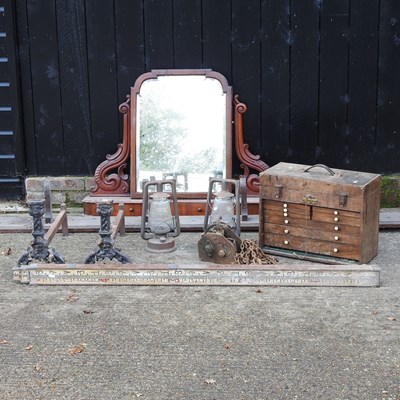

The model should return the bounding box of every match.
[13,263,380,287]
[111,203,126,239]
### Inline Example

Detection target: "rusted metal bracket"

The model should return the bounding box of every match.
[339,192,348,207]
[274,184,283,199]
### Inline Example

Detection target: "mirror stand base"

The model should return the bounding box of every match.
[82,196,259,219]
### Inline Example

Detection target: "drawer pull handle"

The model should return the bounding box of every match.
[284,229,289,234]
[283,203,288,208]
[333,248,338,253]
[284,240,289,245]
[334,226,339,231]
[284,220,289,224]
[334,236,339,241]
[283,213,288,217]
[334,210,339,215]
[334,217,339,222]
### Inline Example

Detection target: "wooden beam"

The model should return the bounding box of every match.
[44,203,68,243]
[13,263,380,287]
[111,203,125,239]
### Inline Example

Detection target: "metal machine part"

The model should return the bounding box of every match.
[198,221,242,264]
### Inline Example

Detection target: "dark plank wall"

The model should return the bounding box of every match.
[10,0,400,179]
[376,0,400,173]
[0,0,25,198]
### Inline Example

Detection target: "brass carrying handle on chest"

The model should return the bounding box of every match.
[304,164,335,176]
[302,164,348,207]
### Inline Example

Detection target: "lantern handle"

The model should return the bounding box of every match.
[203,178,241,236]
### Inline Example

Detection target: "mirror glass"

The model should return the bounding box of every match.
[133,72,231,195]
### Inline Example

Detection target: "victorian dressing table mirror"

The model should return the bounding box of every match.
[83,69,267,217]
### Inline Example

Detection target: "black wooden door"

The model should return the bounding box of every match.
[0,0,24,199]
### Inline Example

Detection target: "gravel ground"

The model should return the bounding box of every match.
[0,230,399,400]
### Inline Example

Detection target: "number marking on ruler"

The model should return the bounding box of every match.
[13,263,380,287]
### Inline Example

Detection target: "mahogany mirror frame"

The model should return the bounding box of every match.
[88,68,268,217]
[129,69,233,199]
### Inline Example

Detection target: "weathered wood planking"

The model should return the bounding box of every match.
[347,0,380,171]
[10,0,400,184]
[202,0,232,82]
[290,0,320,165]
[232,0,261,156]
[27,0,65,175]
[56,1,92,175]
[85,0,120,168]
[0,0,25,200]
[144,0,174,70]
[14,0,37,176]
[260,0,290,167]
[318,0,350,167]
[376,1,400,173]
[173,0,202,69]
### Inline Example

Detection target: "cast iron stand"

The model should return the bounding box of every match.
[84,200,130,264]
[17,200,65,266]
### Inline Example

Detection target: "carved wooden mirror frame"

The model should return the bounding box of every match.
[130,69,232,199]
[89,69,268,208]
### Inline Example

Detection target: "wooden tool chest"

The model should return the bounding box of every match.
[259,163,381,263]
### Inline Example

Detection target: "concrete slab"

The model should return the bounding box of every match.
[0,229,399,399]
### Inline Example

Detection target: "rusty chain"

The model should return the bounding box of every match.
[233,239,278,265]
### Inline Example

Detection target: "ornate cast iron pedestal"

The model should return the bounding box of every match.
[17,200,65,266]
[85,200,130,264]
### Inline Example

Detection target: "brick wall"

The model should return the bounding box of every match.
[25,177,95,205]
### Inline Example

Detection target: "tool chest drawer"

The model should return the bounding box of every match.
[259,163,381,263]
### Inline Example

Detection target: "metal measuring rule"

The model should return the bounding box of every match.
[13,263,380,287]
